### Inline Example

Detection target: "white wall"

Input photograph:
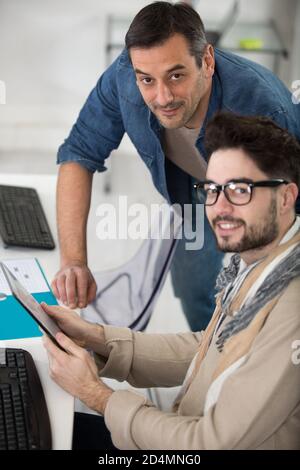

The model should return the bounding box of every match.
[0,0,150,152]
[0,0,298,154]
[271,0,298,86]
[291,0,300,81]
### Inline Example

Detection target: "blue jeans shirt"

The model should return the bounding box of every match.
[58,48,300,330]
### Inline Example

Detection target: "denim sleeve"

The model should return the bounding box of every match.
[269,109,300,214]
[57,58,125,173]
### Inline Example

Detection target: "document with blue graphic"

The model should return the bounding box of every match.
[0,258,58,340]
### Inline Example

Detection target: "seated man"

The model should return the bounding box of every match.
[42,113,300,450]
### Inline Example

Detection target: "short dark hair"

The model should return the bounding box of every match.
[125,1,207,68]
[204,112,300,188]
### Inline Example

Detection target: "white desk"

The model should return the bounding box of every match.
[0,173,74,450]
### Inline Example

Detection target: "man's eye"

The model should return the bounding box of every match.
[170,73,182,81]
[233,186,249,194]
[207,187,218,194]
[141,77,153,85]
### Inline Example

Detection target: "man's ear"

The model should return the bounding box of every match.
[280,182,298,214]
[202,44,215,79]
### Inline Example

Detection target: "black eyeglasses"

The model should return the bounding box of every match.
[193,179,290,206]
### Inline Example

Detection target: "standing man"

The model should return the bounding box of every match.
[53,2,300,331]
[43,113,300,449]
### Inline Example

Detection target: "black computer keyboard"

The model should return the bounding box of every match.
[0,185,55,250]
[0,348,52,450]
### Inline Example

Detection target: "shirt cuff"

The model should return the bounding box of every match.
[104,390,152,450]
[57,145,107,173]
[94,326,134,381]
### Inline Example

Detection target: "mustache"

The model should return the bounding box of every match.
[153,101,184,111]
[212,216,245,227]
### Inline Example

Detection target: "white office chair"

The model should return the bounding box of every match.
[81,205,182,330]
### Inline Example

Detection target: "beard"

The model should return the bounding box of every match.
[212,196,279,253]
[150,101,187,129]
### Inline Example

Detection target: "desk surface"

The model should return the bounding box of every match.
[0,173,74,450]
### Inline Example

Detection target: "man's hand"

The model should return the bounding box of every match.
[41,303,95,348]
[41,303,106,354]
[43,332,113,415]
[51,262,97,309]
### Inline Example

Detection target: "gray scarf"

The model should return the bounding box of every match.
[215,241,300,352]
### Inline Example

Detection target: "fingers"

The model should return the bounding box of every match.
[43,331,85,360]
[52,268,77,306]
[51,278,59,299]
[53,269,77,307]
[40,302,71,318]
[75,271,88,309]
[42,334,66,362]
[51,266,95,309]
[87,280,97,304]
[65,269,77,308]
[55,272,68,305]
[54,332,85,357]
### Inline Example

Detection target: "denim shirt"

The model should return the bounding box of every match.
[58,48,300,210]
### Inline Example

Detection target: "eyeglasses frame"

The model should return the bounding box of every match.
[193,178,290,206]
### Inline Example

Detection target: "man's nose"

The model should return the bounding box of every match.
[155,82,173,107]
[214,190,234,214]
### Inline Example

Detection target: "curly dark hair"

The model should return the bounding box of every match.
[204,112,300,188]
[125,1,207,68]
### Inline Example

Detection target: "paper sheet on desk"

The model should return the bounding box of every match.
[0,258,58,340]
[0,258,49,295]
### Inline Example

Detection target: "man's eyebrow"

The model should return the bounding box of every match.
[226,178,254,184]
[134,64,187,75]
[205,178,255,184]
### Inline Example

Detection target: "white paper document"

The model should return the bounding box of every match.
[0,258,49,296]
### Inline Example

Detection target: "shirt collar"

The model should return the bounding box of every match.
[198,70,223,140]
[280,216,300,244]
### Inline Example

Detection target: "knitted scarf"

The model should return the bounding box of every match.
[173,229,300,410]
[215,232,300,351]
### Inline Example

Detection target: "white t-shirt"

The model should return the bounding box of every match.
[162,126,207,180]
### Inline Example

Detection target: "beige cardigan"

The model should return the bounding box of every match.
[94,277,300,450]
